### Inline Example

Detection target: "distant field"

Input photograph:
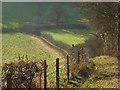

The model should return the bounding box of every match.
[41,29,92,46]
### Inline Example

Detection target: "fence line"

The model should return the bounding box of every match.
[5,47,85,89]
[44,60,47,90]
[56,58,59,89]
[67,55,69,83]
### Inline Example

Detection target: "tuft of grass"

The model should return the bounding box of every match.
[81,77,118,88]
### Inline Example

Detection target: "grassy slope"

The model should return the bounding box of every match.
[81,56,118,88]
[2,33,66,88]
[41,29,92,46]
[2,33,54,62]
[66,56,118,88]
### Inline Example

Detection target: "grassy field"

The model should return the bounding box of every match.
[2,32,66,87]
[41,29,92,46]
[2,33,55,62]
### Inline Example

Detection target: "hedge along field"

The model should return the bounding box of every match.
[41,29,92,46]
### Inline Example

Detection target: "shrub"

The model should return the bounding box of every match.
[70,60,96,80]
[84,36,104,57]
[2,59,44,88]
[78,60,96,78]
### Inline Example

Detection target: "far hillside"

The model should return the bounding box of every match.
[2,2,88,29]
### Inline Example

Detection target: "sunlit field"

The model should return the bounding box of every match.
[2,33,54,62]
[41,29,91,45]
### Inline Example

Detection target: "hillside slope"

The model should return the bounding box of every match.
[81,56,119,88]
[66,56,119,88]
[2,2,87,29]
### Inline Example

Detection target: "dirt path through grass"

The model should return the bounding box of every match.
[31,35,67,87]
[31,36,64,58]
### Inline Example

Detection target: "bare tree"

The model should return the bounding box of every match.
[77,2,119,57]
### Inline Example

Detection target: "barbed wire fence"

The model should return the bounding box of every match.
[3,44,87,89]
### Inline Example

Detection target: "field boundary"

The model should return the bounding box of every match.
[33,35,68,57]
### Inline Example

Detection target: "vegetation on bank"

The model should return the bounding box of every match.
[66,56,118,88]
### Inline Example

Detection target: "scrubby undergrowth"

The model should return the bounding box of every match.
[67,56,119,88]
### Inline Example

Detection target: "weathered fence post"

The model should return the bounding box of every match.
[7,73,12,89]
[78,51,80,64]
[44,60,47,90]
[67,55,69,83]
[71,44,75,61]
[71,44,74,78]
[81,47,84,61]
[56,58,59,89]
[72,44,74,54]
[18,54,20,61]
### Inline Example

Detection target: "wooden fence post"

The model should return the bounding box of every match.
[78,51,80,64]
[72,44,75,60]
[18,54,20,61]
[56,58,59,89]
[67,55,69,83]
[72,44,74,55]
[81,47,84,61]
[44,60,47,90]
[7,73,12,89]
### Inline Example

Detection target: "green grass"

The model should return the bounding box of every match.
[80,56,118,88]
[2,33,66,87]
[41,29,91,46]
[2,33,54,62]
[81,76,118,88]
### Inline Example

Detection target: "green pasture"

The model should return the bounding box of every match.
[2,33,55,62]
[41,29,92,46]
